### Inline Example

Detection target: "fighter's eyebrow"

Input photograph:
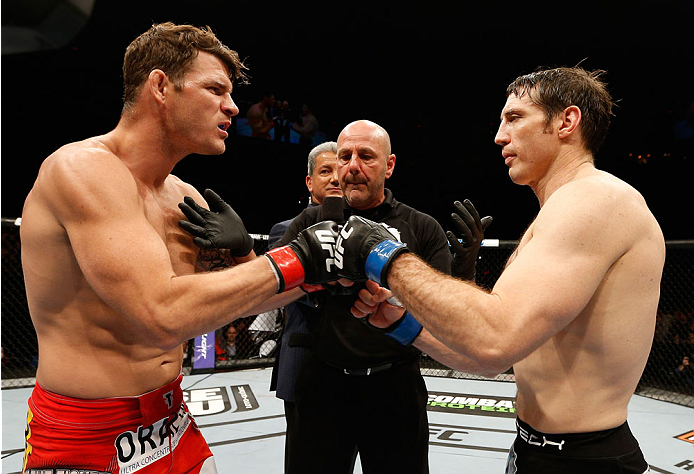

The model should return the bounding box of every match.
[207,78,232,93]
[500,108,523,121]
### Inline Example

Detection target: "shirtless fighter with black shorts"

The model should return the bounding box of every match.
[342,67,663,474]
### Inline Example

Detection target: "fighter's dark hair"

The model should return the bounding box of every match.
[506,66,614,155]
[122,22,248,111]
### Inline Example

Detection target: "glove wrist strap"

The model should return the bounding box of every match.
[386,311,422,346]
[264,246,305,293]
[365,240,408,288]
[300,283,325,294]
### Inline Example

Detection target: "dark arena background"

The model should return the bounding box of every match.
[2,0,693,408]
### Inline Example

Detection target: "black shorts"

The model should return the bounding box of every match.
[505,417,650,474]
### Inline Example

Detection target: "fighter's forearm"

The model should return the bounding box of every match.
[239,286,304,317]
[414,329,504,377]
[147,221,337,349]
[150,257,279,349]
[387,253,512,372]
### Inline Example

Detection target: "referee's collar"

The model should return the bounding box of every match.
[346,189,395,221]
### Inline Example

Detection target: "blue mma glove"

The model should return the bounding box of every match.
[334,215,410,287]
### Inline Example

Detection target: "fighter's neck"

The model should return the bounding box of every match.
[532,150,596,206]
[101,119,184,188]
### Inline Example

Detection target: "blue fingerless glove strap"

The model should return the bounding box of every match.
[365,239,406,286]
[386,312,422,346]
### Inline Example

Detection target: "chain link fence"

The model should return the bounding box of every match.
[2,220,693,407]
[196,233,283,372]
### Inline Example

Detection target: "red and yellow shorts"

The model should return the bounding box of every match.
[23,375,216,474]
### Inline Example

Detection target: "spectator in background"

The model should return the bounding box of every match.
[247,91,275,139]
[273,100,293,143]
[670,310,693,352]
[182,339,191,365]
[216,323,240,360]
[676,355,694,387]
[292,103,319,147]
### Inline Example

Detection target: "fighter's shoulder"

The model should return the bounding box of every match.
[579,172,663,242]
[30,138,137,222]
[537,170,656,245]
[166,174,203,201]
[38,138,131,192]
[548,170,647,217]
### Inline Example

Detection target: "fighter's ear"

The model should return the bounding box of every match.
[147,69,170,105]
[558,105,582,139]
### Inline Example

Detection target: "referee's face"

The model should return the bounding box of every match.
[337,122,395,210]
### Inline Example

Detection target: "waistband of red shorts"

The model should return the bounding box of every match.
[29,374,184,428]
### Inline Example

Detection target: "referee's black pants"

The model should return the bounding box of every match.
[287,352,429,474]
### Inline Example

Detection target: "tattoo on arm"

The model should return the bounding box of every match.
[196,248,235,272]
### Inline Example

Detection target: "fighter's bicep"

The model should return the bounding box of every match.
[195,248,236,272]
[493,233,605,336]
[53,154,175,307]
[495,185,621,331]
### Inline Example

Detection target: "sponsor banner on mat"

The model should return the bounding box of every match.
[427,391,516,418]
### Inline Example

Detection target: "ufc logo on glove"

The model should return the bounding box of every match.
[334,226,353,270]
[316,230,337,272]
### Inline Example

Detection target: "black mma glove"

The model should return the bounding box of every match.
[283,198,347,296]
[178,189,254,257]
[447,199,493,281]
[265,221,339,293]
[334,215,410,288]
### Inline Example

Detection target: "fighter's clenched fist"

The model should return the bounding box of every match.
[265,220,340,292]
[334,215,410,287]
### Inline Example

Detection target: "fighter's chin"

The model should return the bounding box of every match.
[508,169,530,186]
[197,143,227,156]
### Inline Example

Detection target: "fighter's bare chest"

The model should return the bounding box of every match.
[505,222,535,269]
[141,191,197,273]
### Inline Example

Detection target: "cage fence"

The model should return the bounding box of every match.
[2,220,692,407]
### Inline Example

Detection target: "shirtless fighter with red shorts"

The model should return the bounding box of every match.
[20,22,336,473]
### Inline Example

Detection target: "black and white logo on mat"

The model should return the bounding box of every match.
[183,384,259,416]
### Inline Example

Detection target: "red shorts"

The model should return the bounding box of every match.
[23,374,216,474]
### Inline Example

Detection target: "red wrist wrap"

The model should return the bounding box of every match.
[265,246,305,292]
[300,283,324,293]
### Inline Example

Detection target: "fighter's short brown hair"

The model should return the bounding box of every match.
[506,66,614,155]
[122,22,247,110]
